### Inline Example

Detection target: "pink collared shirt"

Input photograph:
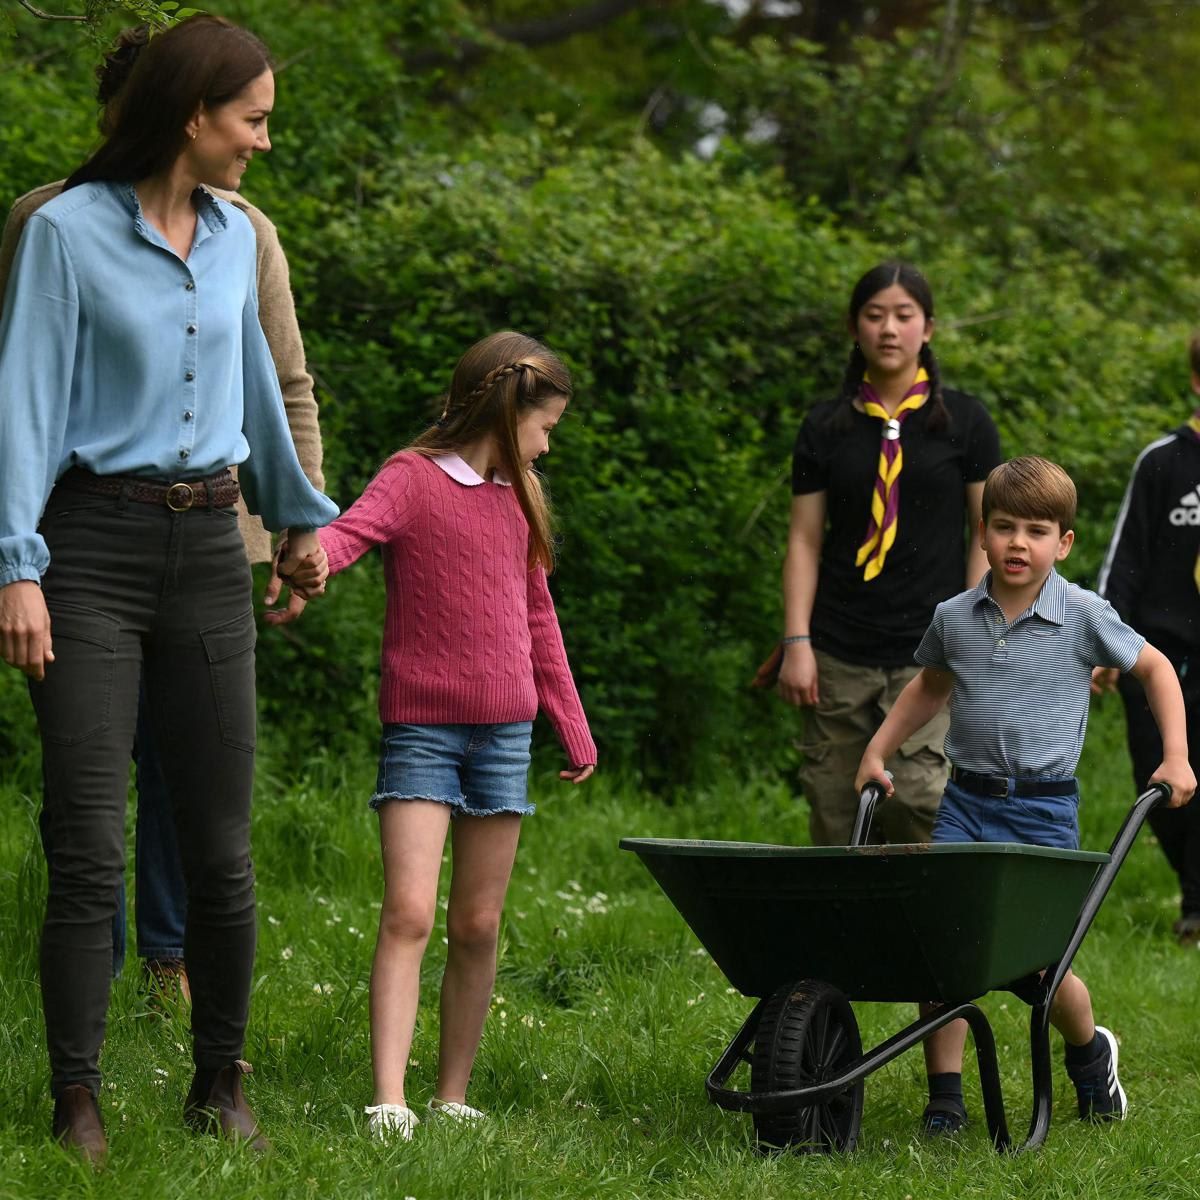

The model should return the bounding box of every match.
[318,450,596,767]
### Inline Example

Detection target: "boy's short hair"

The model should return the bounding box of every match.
[1189,329,1200,377]
[982,456,1077,531]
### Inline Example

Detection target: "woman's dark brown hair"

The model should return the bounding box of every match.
[401,331,572,572]
[65,15,271,190]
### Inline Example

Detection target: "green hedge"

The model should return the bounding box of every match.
[1,15,1198,788]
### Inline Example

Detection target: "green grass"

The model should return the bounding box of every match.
[1,700,1198,1198]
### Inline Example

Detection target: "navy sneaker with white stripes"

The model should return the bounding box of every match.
[1067,1026,1128,1122]
[921,1099,967,1136]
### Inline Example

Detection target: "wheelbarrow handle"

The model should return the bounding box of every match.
[1041,779,1170,998]
[851,776,891,847]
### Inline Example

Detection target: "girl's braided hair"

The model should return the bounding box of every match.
[402,331,572,572]
[830,261,949,435]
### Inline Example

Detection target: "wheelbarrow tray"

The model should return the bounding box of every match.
[620,839,1109,1004]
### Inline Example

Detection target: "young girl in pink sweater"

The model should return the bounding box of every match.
[299,331,596,1140]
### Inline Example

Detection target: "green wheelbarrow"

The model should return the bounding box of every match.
[620,782,1170,1155]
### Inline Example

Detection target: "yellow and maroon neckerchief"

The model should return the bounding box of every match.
[854,367,930,582]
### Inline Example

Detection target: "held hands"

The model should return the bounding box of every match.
[264,531,328,625]
[776,641,820,707]
[1150,757,1197,809]
[0,581,54,681]
[854,749,893,797]
[561,764,594,784]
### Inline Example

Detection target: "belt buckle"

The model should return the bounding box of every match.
[986,777,1010,798]
[166,482,195,511]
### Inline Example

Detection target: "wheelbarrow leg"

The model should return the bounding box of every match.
[958,1004,1011,1152]
[1013,783,1172,1154]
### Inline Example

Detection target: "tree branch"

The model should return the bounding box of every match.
[16,0,87,20]
[402,0,668,71]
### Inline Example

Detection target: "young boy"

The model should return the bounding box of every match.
[1094,333,1200,946]
[855,456,1195,1134]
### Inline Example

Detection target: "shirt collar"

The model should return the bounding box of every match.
[431,452,512,487]
[973,567,1067,626]
[113,181,228,249]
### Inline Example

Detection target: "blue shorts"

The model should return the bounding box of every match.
[930,779,1080,850]
[370,722,535,817]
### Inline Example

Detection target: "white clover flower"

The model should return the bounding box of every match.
[267,915,280,926]
[281,947,294,961]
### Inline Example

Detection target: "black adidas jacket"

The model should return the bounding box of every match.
[1097,423,1200,659]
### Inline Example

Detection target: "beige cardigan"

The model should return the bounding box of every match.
[0,181,325,565]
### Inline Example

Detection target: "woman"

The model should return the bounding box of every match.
[769,262,1000,845]
[0,15,336,1163]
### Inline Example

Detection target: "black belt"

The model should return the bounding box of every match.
[949,765,1077,799]
[59,466,239,511]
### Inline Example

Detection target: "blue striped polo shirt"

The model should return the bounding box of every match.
[916,569,1144,779]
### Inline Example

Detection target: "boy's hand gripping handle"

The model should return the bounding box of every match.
[851,772,892,847]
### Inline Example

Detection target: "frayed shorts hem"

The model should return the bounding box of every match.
[369,791,535,818]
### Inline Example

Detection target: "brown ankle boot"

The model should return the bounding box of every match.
[52,1084,107,1167]
[183,1060,271,1153]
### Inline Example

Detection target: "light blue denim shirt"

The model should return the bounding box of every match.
[0,180,338,585]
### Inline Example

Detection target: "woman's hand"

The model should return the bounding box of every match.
[261,551,308,626]
[561,764,594,784]
[776,641,819,707]
[276,531,328,598]
[1090,665,1119,696]
[0,581,54,680]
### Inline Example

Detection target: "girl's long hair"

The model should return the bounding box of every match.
[64,15,271,190]
[833,261,949,434]
[401,331,571,572]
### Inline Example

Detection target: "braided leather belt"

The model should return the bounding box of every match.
[59,466,240,511]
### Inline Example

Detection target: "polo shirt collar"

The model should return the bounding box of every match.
[431,452,512,487]
[973,567,1067,625]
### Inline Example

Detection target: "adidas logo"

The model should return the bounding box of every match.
[1170,488,1200,526]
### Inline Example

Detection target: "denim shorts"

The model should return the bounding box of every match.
[930,779,1080,850]
[370,722,534,817]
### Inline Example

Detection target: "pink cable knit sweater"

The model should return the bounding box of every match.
[319,451,596,768]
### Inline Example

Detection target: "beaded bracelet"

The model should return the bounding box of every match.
[780,635,811,646]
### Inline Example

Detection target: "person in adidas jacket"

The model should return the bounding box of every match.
[1094,332,1200,944]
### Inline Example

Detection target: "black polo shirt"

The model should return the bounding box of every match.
[792,388,1001,667]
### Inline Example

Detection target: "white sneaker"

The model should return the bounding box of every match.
[364,1103,420,1140]
[427,1098,486,1122]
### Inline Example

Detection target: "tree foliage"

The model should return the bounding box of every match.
[1,1,1199,786]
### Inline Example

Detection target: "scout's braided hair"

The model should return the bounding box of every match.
[831,261,949,435]
[403,331,572,572]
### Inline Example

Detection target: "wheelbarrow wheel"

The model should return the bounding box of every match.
[750,979,864,1154]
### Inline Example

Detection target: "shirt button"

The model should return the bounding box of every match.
[186,324,197,335]
[179,448,190,460]
[185,281,195,291]
[998,638,1007,647]
[184,370,195,382]
[183,410,194,421]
